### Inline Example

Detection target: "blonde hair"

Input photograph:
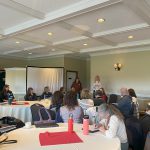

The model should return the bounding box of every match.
[80,88,91,99]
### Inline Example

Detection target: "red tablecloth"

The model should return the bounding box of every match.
[39,131,83,146]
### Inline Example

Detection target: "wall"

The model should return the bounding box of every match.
[0,57,26,68]
[26,56,64,67]
[91,51,150,97]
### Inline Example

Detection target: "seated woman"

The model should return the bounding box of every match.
[24,87,37,101]
[41,86,52,99]
[78,88,94,110]
[0,84,14,102]
[97,103,128,150]
[50,91,64,122]
[60,91,83,123]
[100,88,108,102]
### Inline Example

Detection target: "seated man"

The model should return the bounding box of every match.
[118,87,133,118]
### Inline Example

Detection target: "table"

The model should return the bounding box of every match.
[0,124,121,150]
[0,99,51,123]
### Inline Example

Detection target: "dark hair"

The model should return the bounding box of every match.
[2,84,10,95]
[98,103,124,121]
[95,90,103,97]
[100,88,106,95]
[64,91,78,110]
[52,91,63,106]
[60,87,64,92]
[27,87,33,96]
[128,88,137,98]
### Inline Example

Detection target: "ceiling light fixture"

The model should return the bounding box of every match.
[48,32,53,36]
[51,48,55,51]
[83,43,87,46]
[128,35,133,39]
[16,41,20,44]
[97,18,105,23]
[28,52,32,55]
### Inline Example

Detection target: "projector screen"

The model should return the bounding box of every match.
[27,67,64,95]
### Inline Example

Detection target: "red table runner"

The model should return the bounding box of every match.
[39,131,83,146]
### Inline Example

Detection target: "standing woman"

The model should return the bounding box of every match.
[97,103,128,150]
[24,87,37,101]
[0,84,14,102]
[128,88,139,119]
[92,75,102,98]
[71,77,82,98]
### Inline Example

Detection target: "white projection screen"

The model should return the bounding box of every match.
[27,67,64,95]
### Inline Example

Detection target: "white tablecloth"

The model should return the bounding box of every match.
[0,124,121,150]
[0,100,51,123]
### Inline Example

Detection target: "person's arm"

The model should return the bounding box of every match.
[100,116,119,138]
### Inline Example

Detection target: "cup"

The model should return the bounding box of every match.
[25,122,31,129]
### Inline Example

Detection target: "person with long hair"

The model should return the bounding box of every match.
[128,88,139,119]
[60,91,83,123]
[0,84,14,102]
[71,77,82,98]
[97,103,128,150]
[24,87,37,101]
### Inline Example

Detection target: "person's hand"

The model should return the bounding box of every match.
[95,123,102,129]
[99,126,106,134]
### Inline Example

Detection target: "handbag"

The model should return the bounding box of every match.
[34,107,55,127]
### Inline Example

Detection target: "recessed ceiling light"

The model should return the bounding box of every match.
[128,35,134,39]
[16,41,20,44]
[48,32,53,36]
[28,52,32,55]
[97,18,105,23]
[83,43,87,46]
[51,48,55,51]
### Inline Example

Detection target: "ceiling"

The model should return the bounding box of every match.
[0,0,150,59]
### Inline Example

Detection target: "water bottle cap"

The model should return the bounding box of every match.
[84,115,89,119]
[69,113,73,119]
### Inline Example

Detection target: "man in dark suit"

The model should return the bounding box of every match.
[118,87,133,118]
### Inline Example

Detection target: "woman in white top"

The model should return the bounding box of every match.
[92,75,102,91]
[60,91,83,123]
[97,103,128,150]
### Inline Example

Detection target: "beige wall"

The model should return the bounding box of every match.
[0,57,26,68]
[26,56,64,67]
[91,51,150,97]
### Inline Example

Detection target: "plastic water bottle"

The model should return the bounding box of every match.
[83,115,89,135]
[68,114,73,133]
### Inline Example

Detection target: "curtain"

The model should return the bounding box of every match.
[27,67,63,95]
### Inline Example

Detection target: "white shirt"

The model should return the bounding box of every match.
[92,81,102,91]
[104,115,127,143]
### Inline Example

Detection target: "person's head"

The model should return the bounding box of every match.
[27,87,34,95]
[74,77,80,83]
[80,88,91,99]
[44,86,50,93]
[2,84,10,93]
[98,103,124,121]
[64,91,78,110]
[60,87,65,93]
[95,90,103,98]
[100,88,106,95]
[128,88,137,98]
[95,75,100,82]
[120,87,129,96]
[52,91,63,106]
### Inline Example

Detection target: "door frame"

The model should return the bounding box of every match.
[66,70,78,91]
